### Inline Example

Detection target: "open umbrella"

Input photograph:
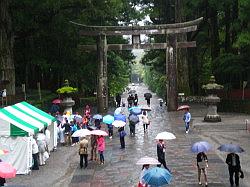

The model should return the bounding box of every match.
[130,107,142,115]
[218,144,244,153]
[136,156,161,165]
[0,162,16,178]
[93,114,103,120]
[112,120,126,128]
[155,132,176,140]
[114,107,122,115]
[72,129,91,137]
[90,130,108,136]
[128,114,139,124]
[87,125,97,131]
[0,149,8,156]
[114,114,126,122]
[128,90,136,94]
[143,167,172,186]
[177,105,190,111]
[52,99,62,104]
[141,105,152,111]
[191,141,212,153]
[103,115,114,124]
[144,93,152,99]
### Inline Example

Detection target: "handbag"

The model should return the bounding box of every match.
[239,170,244,179]
[120,131,127,138]
[198,160,206,169]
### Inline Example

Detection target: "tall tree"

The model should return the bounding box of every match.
[0,0,15,100]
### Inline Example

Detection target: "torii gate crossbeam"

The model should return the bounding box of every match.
[71,17,203,113]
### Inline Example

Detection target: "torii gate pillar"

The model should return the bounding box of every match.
[97,34,108,113]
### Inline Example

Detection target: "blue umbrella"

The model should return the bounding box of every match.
[114,114,126,122]
[218,144,244,153]
[130,107,142,115]
[93,114,103,120]
[143,167,172,186]
[191,141,212,153]
[128,114,139,124]
[128,106,140,111]
[103,115,115,124]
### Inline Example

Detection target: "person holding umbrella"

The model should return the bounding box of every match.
[144,93,152,106]
[197,152,208,186]
[90,135,98,161]
[183,108,191,134]
[79,136,89,169]
[118,126,126,149]
[107,123,113,139]
[156,139,170,171]
[226,152,242,187]
[139,164,150,187]
[97,135,105,165]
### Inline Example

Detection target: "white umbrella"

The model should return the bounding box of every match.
[114,107,122,115]
[112,120,126,128]
[72,129,91,137]
[90,130,108,136]
[155,131,176,140]
[141,105,152,111]
[136,156,161,165]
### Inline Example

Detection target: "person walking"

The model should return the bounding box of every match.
[94,119,101,130]
[90,135,97,161]
[84,105,91,120]
[44,127,51,155]
[138,164,150,187]
[107,123,113,139]
[157,139,170,171]
[226,152,241,187]
[134,94,138,106]
[36,131,46,166]
[31,136,39,170]
[115,93,121,107]
[127,95,133,108]
[183,108,191,134]
[97,135,105,164]
[141,111,150,132]
[118,127,126,149]
[197,152,208,186]
[129,120,136,136]
[79,136,88,169]
[63,119,71,146]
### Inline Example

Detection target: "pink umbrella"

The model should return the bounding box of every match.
[0,149,8,156]
[52,99,62,104]
[0,162,16,178]
[177,105,190,111]
[136,156,161,165]
[90,130,108,136]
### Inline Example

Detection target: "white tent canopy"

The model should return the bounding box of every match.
[0,101,57,174]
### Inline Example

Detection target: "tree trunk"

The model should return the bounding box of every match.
[209,7,220,60]
[0,0,15,102]
[175,0,190,94]
[224,2,231,53]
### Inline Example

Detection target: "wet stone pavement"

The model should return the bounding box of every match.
[8,83,249,187]
[68,84,238,187]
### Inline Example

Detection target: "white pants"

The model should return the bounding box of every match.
[39,152,45,165]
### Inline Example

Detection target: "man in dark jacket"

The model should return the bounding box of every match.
[63,119,71,146]
[115,94,121,107]
[226,153,241,186]
[157,139,170,171]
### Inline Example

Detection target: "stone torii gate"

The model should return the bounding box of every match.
[71,17,203,113]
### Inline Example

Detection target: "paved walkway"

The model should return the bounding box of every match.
[8,84,250,187]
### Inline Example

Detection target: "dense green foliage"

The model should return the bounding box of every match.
[140,0,250,96]
[10,0,140,98]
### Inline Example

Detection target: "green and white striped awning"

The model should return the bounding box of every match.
[0,101,56,136]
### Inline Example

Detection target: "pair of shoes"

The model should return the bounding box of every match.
[109,136,112,139]
[185,131,188,134]
[198,182,202,185]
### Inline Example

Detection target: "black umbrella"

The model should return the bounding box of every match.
[128,90,136,94]
[128,114,139,124]
[144,93,152,99]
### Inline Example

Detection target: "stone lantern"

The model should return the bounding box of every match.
[202,76,224,122]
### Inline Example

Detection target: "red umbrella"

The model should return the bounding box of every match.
[52,99,62,104]
[0,162,16,178]
[177,105,190,111]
